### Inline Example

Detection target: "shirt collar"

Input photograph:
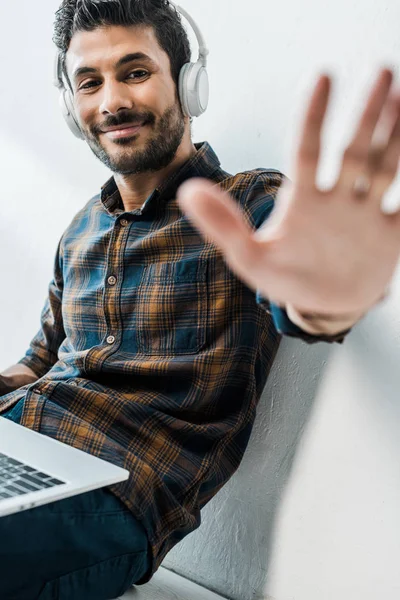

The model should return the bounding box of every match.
[100,141,221,216]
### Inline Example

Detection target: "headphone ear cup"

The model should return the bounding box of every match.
[59,89,85,140]
[179,62,209,119]
[179,63,192,118]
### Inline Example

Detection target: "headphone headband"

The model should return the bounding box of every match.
[171,2,209,66]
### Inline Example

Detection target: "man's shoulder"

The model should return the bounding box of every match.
[211,167,286,221]
[211,167,288,230]
[215,167,286,200]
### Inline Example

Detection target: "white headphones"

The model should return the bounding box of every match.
[53,1,209,140]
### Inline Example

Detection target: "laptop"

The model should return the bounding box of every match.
[0,417,129,517]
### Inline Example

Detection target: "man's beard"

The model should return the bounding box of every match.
[84,100,186,175]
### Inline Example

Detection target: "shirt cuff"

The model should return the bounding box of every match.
[256,290,351,345]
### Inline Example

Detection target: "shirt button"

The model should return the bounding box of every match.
[69,381,78,386]
[120,219,129,227]
[108,276,117,286]
[107,336,116,345]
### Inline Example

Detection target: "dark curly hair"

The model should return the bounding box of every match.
[53,0,191,92]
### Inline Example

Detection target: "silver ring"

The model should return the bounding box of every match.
[352,174,371,197]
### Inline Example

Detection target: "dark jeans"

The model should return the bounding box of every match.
[1,401,151,599]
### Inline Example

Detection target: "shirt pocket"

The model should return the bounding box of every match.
[136,258,208,355]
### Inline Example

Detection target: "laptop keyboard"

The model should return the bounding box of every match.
[0,452,66,500]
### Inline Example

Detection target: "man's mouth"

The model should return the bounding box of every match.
[102,122,146,139]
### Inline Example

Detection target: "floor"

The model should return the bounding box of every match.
[116,566,228,600]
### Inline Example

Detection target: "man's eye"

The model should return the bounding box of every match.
[128,70,148,79]
[80,81,100,90]
[80,70,149,90]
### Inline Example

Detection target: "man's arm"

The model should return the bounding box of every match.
[1,235,66,394]
[284,289,389,337]
[0,365,39,396]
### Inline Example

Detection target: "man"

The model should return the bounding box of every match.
[0,0,399,598]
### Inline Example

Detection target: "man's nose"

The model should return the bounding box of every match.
[99,79,135,115]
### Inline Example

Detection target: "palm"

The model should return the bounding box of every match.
[248,175,399,313]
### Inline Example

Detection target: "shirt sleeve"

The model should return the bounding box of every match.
[17,235,66,377]
[244,171,352,345]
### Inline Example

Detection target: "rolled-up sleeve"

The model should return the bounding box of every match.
[17,235,66,377]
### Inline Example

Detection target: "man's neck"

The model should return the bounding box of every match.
[114,141,198,212]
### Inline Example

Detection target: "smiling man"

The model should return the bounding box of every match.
[0,0,399,598]
[68,24,197,210]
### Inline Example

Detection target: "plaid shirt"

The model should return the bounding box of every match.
[0,142,351,583]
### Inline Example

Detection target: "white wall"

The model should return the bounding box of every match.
[1,1,400,600]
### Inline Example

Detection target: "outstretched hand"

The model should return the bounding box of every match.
[177,69,400,317]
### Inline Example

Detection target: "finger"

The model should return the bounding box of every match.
[352,69,394,153]
[381,94,400,173]
[293,74,331,193]
[177,178,261,275]
[369,93,400,200]
[336,68,394,192]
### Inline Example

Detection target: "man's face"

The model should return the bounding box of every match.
[66,25,186,175]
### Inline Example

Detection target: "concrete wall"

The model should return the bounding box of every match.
[1,1,399,599]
